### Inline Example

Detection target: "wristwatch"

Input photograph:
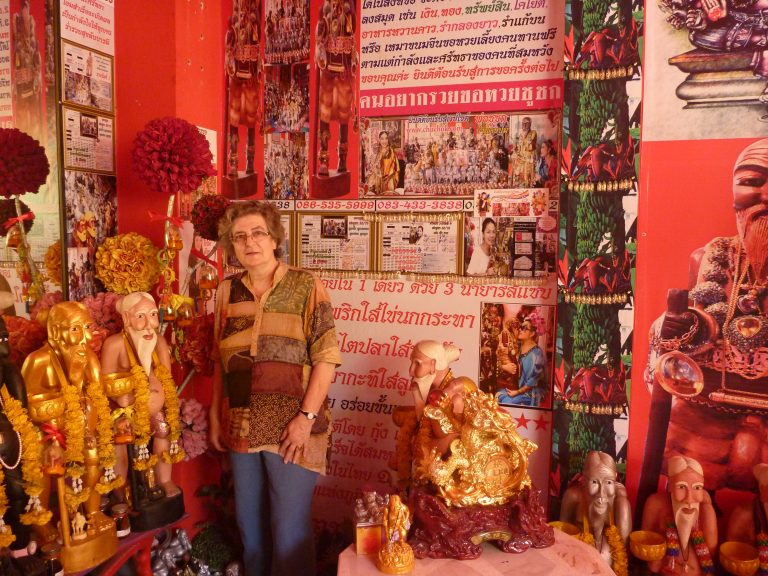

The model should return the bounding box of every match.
[298,408,318,420]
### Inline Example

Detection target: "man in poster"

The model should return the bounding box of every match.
[639,138,768,509]
[13,0,42,141]
[225,0,260,177]
[315,0,356,179]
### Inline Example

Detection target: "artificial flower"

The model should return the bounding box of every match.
[29,290,63,323]
[178,314,215,376]
[132,117,216,195]
[95,233,161,295]
[43,242,62,285]
[81,292,123,355]
[0,198,34,237]
[191,194,230,241]
[3,315,47,369]
[0,128,49,198]
[179,397,208,461]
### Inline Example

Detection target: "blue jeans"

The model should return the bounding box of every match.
[230,450,319,576]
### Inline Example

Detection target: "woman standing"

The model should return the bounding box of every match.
[466,217,497,276]
[209,201,341,576]
[496,317,546,407]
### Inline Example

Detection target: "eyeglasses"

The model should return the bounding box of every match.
[231,229,271,245]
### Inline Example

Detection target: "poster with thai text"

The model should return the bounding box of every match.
[62,40,113,112]
[360,110,561,198]
[378,216,460,274]
[63,106,114,172]
[359,0,564,116]
[60,0,115,56]
[299,213,372,271]
[0,0,11,127]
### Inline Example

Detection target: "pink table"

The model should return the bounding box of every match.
[337,530,617,576]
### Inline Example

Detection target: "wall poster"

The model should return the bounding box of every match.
[61,40,113,112]
[298,212,373,272]
[377,215,460,275]
[360,111,561,198]
[62,105,114,173]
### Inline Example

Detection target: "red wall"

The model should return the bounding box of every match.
[114,0,226,532]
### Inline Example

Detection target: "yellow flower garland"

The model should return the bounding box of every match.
[156,363,186,464]
[576,514,628,576]
[127,363,157,471]
[87,377,124,494]
[0,467,15,549]
[1,390,50,526]
[61,379,89,511]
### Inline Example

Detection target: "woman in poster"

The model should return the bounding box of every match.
[368,130,400,194]
[466,217,497,275]
[496,316,547,407]
[536,139,557,188]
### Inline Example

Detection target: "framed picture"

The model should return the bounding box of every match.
[298,212,374,272]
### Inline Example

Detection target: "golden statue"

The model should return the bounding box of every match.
[376,494,415,575]
[409,340,536,507]
[20,301,118,572]
[402,341,552,559]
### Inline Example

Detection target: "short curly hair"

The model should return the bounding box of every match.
[217,200,285,259]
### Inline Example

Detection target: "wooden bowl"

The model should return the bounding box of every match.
[720,541,759,576]
[629,530,666,561]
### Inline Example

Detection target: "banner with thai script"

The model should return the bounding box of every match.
[314,279,557,531]
[60,0,114,56]
[359,0,564,116]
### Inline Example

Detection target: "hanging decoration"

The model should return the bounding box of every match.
[0,128,49,199]
[190,194,231,242]
[132,117,216,195]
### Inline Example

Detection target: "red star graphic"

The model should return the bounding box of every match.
[515,414,531,429]
[534,414,549,430]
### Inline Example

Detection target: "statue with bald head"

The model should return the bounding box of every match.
[560,451,631,570]
[100,292,183,506]
[20,301,118,558]
[640,456,717,575]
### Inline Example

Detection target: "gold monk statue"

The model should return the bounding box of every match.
[20,301,119,568]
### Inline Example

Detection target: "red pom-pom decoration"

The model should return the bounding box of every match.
[132,117,216,194]
[0,128,50,198]
[191,194,231,241]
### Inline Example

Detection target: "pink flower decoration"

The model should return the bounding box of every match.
[3,315,47,369]
[132,117,216,194]
[179,397,208,461]
[81,292,123,354]
[0,128,50,198]
[29,291,63,323]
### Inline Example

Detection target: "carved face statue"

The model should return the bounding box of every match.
[669,466,705,549]
[584,464,617,516]
[50,304,93,362]
[124,296,160,335]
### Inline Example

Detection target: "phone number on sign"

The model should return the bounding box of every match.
[296,200,376,211]
[375,199,469,212]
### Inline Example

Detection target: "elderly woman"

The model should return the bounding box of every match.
[209,201,341,576]
[496,316,546,407]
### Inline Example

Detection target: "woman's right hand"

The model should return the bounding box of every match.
[208,409,225,452]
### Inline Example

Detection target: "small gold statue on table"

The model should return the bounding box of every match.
[376,495,415,574]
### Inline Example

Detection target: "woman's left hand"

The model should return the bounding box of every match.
[279,414,313,464]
